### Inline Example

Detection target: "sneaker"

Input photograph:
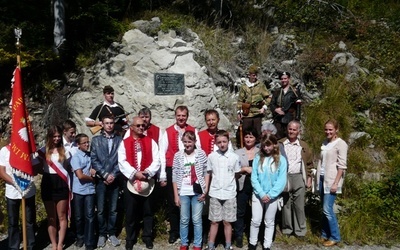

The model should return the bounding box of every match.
[179,245,188,250]
[225,246,234,250]
[248,244,257,250]
[193,247,202,250]
[97,236,107,248]
[169,234,178,244]
[108,235,121,247]
[204,246,215,250]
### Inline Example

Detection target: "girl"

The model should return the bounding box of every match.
[172,131,208,250]
[249,134,287,250]
[38,125,71,250]
[317,119,348,247]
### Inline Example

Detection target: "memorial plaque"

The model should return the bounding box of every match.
[154,73,185,95]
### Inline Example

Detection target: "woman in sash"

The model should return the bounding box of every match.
[38,125,70,250]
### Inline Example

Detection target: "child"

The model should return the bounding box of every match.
[70,133,96,250]
[172,131,208,250]
[249,134,287,250]
[205,130,240,250]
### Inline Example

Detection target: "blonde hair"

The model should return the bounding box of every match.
[258,134,280,172]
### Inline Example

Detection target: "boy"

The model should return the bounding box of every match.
[205,130,241,250]
[71,133,96,250]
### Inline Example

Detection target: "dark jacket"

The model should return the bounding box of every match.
[90,131,122,180]
[270,87,298,124]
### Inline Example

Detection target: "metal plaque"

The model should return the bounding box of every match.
[154,73,185,95]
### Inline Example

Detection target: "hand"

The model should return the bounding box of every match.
[261,195,271,203]
[330,183,338,193]
[258,108,265,114]
[237,113,242,121]
[134,171,147,181]
[275,107,285,115]
[198,193,207,202]
[160,181,167,187]
[105,174,115,185]
[174,197,181,207]
[90,168,97,176]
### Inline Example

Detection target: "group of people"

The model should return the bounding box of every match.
[0,74,348,250]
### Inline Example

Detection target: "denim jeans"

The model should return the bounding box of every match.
[319,175,341,242]
[179,194,204,247]
[73,193,96,247]
[96,180,119,236]
[7,196,36,250]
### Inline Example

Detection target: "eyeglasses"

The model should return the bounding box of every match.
[134,124,146,128]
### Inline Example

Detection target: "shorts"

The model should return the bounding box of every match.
[208,197,237,222]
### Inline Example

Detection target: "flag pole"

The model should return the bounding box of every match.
[15,27,28,250]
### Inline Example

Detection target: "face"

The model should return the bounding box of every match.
[139,113,151,127]
[325,123,338,140]
[63,128,76,143]
[287,123,300,141]
[215,135,229,152]
[280,75,290,88]
[53,132,62,145]
[205,113,219,131]
[78,137,90,152]
[104,91,114,103]
[248,73,257,83]
[244,134,256,148]
[263,143,274,155]
[182,136,196,154]
[131,118,145,137]
[102,118,115,134]
[175,109,188,128]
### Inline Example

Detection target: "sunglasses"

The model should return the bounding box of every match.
[134,124,146,128]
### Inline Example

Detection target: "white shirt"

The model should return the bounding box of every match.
[63,136,77,156]
[207,150,240,200]
[283,139,302,174]
[118,138,160,180]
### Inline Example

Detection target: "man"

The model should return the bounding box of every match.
[91,115,123,248]
[279,120,313,237]
[270,72,301,139]
[0,144,36,250]
[85,85,127,134]
[138,107,161,144]
[62,119,77,156]
[159,105,200,243]
[198,109,232,156]
[118,116,160,250]
[237,65,270,146]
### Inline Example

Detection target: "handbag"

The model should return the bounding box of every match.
[193,182,202,194]
[242,103,251,116]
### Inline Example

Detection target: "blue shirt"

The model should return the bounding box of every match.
[71,149,95,195]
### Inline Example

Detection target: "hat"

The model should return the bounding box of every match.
[248,65,259,74]
[103,85,114,94]
[127,178,155,197]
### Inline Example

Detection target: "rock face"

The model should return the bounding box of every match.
[68,25,232,136]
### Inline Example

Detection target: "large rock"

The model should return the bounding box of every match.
[68,26,232,137]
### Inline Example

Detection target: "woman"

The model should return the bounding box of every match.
[249,134,287,250]
[172,131,208,250]
[317,119,348,247]
[233,128,259,248]
[38,125,71,250]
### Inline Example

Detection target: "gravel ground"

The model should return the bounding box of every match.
[1,234,399,250]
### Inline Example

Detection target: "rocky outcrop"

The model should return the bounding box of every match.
[68,22,232,136]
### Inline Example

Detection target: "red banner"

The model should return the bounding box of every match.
[10,67,36,176]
